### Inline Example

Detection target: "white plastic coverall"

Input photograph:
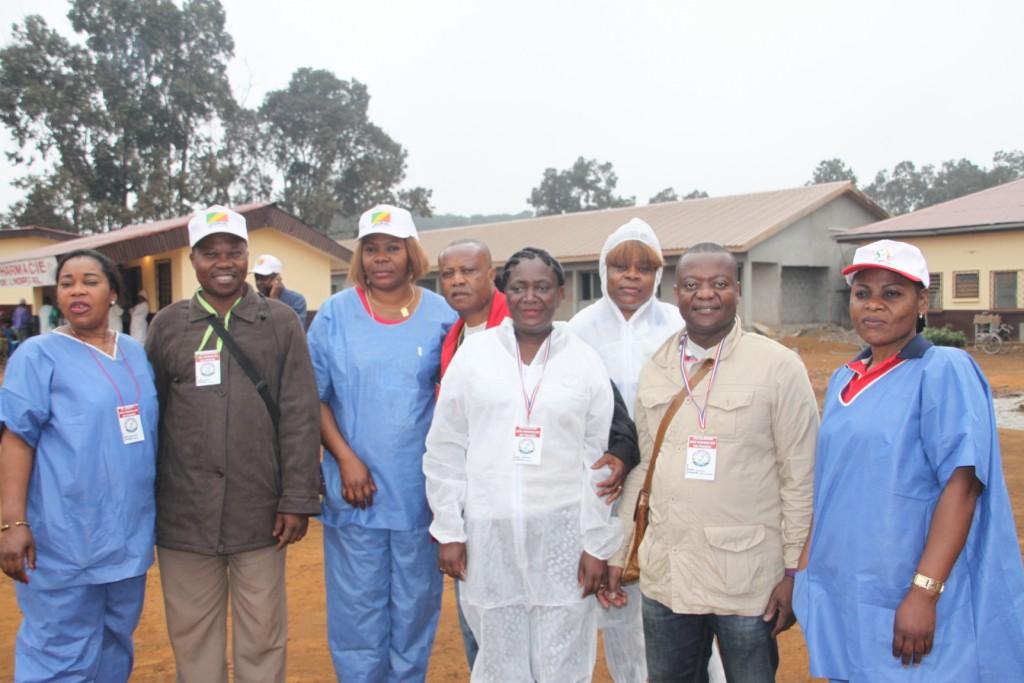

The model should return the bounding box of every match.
[569,218,725,683]
[424,320,622,682]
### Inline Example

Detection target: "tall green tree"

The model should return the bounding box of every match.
[863,150,1024,215]
[527,157,634,216]
[259,67,432,231]
[0,0,236,231]
[807,158,858,185]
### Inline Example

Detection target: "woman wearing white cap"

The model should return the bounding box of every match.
[569,218,725,683]
[307,204,457,682]
[793,239,1024,682]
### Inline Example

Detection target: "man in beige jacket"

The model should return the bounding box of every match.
[605,243,818,683]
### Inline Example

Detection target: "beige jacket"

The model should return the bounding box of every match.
[611,319,818,616]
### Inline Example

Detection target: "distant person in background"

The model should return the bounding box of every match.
[129,292,149,344]
[253,254,308,324]
[108,299,124,333]
[37,297,55,335]
[12,300,30,342]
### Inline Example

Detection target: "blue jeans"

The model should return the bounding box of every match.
[642,595,778,683]
[453,578,479,670]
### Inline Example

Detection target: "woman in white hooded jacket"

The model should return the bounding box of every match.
[569,218,725,683]
[425,247,621,682]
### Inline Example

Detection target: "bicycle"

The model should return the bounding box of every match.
[974,322,1015,355]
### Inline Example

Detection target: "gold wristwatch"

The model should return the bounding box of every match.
[911,572,944,594]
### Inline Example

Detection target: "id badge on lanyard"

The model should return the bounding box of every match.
[117,404,146,444]
[84,340,145,445]
[195,350,222,386]
[512,336,552,466]
[679,334,726,481]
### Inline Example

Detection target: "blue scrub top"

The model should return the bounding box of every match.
[794,336,1024,682]
[0,332,158,590]
[308,288,455,531]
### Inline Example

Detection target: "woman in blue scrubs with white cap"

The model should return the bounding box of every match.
[794,239,1024,682]
[0,248,158,682]
[308,204,456,682]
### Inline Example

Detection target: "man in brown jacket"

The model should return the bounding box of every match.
[146,205,321,682]
[606,243,819,683]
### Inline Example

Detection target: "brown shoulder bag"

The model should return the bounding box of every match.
[621,360,711,584]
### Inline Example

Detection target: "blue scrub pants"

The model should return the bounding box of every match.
[323,523,442,682]
[14,574,146,683]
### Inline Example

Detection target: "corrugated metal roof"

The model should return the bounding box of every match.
[0,225,79,242]
[837,177,1024,240]
[0,203,351,265]
[343,181,885,267]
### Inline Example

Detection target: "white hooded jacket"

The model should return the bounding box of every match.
[424,319,621,608]
[569,218,683,417]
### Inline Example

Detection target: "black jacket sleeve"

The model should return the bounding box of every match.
[606,381,640,472]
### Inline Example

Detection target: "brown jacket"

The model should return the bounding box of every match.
[612,319,818,616]
[146,287,321,555]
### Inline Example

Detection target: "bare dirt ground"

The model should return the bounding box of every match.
[2,338,1022,682]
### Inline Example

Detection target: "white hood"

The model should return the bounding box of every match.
[569,218,683,417]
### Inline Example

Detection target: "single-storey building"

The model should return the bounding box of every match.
[0,203,350,325]
[0,226,78,316]
[836,178,1024,340]
[337,181,887,326]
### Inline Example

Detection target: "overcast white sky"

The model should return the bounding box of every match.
[1,0,1022,216]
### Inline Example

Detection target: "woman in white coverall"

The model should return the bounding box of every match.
[424,247,621,682]
[570,218,725,683]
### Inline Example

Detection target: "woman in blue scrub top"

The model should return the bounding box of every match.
[0,249,158,682]
[793,240,1024,682]
[308,204,456,682]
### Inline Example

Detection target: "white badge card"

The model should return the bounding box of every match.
[685,435,717,481]
[512,425,543,465]
[194,350,222,386]
[117,404,146,444]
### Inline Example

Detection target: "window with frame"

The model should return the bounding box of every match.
[578,271,601,301]
[156,259,173,308]
[953,271,979,299]
[992,270,1019,309]
[927,273,942,310]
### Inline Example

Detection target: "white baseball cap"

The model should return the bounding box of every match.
[188,205,248,247]
[842,239,929,288]
[252,254,283,276]
[357,204,418,240]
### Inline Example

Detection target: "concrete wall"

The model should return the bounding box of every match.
[751,262,780,325]
[781,266,829,324]
[751,195,881,325]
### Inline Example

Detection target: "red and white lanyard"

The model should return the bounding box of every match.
[677,334,726,433]
[84,341,142,407]
[515,334,553,424]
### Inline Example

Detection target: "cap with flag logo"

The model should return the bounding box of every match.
[252,254,283,276]
[842,239,929,288]
[357,204,418,240]
[188,205,248,247]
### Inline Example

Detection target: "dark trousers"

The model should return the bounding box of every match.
[642,595,778,683]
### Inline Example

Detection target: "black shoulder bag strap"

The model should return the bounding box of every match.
[207,314,280,436]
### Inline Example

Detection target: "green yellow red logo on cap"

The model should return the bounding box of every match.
[371,211,391,225]
[206,211,228,225]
